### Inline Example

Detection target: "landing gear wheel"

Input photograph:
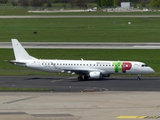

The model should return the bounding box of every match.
[84,76,89,80]
[78,76,83,81]
[137,74,141,81]
[137,76,141,80]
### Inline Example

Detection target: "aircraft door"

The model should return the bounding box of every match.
[27,60,40,69]
[34,61,40,67]
[134,64,140,71]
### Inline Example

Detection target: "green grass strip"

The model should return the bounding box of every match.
[0,18,160,42]
[0,87,52,91]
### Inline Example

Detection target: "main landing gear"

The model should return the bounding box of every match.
[78,76,83,81]
[137,74,141,80]
[78,75,89,81]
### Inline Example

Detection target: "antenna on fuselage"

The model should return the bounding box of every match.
[81,58,84,61]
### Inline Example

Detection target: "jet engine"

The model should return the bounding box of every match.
[89,72,102,79]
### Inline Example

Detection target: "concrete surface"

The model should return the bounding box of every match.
[1,15,160,19]
[0,92,160,120]
[1,42,160,49]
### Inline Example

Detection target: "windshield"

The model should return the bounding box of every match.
[141,64,148,67]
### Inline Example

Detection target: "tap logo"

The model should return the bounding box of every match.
[113,62,132,73]
[123,62,132,73]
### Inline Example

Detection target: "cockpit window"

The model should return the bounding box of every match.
[141,64,148,67]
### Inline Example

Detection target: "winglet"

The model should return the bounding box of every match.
[11,39,37,60]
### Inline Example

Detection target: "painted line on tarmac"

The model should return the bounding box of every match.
[67,77,77,80]
[51,79,64,82]
[51,77,76,82]
[3,96,39,104]
[116,116,160,119]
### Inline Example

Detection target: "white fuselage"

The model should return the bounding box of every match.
[17,59,155,76]
[11,39,155,80]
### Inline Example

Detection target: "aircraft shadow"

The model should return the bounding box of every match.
[25,77,54,81]
[70,77,157,82]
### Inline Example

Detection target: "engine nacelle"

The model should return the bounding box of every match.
[89,72,102,79]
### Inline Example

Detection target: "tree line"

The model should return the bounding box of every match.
[0,0,96,7]
[0,0,159,8]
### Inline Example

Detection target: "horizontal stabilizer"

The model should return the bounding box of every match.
[10,60,26,64]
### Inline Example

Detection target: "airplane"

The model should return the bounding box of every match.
[10,39,155,81]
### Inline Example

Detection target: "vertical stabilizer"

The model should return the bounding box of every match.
[11,39,37,60]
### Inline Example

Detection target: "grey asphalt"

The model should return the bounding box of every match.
[1,76,160,120]
[1,42,160,49]
[0,76,160,91]
[1,15,160,18]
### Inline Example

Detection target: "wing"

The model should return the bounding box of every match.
[62,67,103,75]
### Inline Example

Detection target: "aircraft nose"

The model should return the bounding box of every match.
[149,67,155,73]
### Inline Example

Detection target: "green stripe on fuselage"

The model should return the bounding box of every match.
[113,61,123,73]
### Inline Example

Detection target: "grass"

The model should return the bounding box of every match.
[0,87,52,91]
[0,18,160,42]
[0,49,159,76]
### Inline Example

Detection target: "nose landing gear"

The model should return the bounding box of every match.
[137,74,141,80]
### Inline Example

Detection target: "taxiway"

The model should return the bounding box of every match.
[0,76,160,91]
[1,15,160,18]
[1,42,160,49]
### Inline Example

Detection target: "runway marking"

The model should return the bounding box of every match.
[117,116,145,119]
[3,96,39,104]
[51,79,64,82]
[0,112,27,115]
[116,116,160,119]
[51,77,76,82]
[31,114,73,117]
[67,77,77,80]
